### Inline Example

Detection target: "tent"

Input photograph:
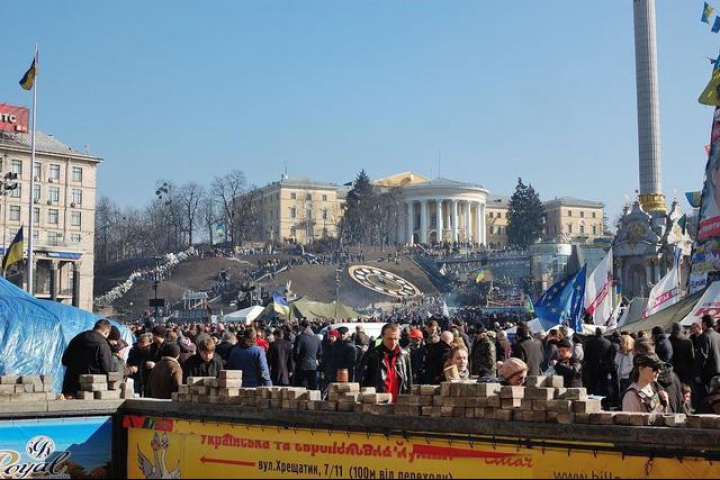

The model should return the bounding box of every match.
[606,290,705,335]
[0,278,133,392]
[257,299,292,321]
[223,305,264,324]
[680,281,720,326]
[290,297,361,320]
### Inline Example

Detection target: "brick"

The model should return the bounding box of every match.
[701,416,720,429]
[501,398,522,409]
[80,383,108,392]
[14,385,25,394]
[371,404,394,415]
[257,399,271,408]
[42,384,54,392]
[499,386,524,399]
[663,414,686,427]
[421,385,440,396]
[203,378,219,388]
[449,383,464,397]
[14,393,46,402]
[0,385,14,395]
[547,399,573,414]
[329,383,360,393]
[520,399,534,411]
[574,413,590,425]
[337,400,355,412]
[307,390,322,401]
[562,388,588,401]
[440,406,454,417]
[558,413,575,424]
[444,397,467,408]
[107,372,123,382]
[423,407,441,417]
[546,411,559,423]
[396,405,421,416]
[20,375,42,385]
[79,375,107,383]
[524,376,546,388]
[22,384,35,393]
[473,383,502,397]
[526,388,554,401]
[219,370,243,379]
[627,413,652,427]
[531,411,548,422]
[186,377,212,386]
[75,391,95,400]
[487,396,501,408]
[95,390,120,400]
[354,403,373,414]
[516,410,533,422]
[546,376,565,389]
[495,409,514,421]
[219,388,240,398]
[532,400,550,411]
[339,392,361,402]
[286,389,309,400]
[0,376,18,384]
[218,379,243,388]
[178,385,190,394]
[360,387,376,394]
[395,395,422,407]
[440,382,452,397]
[589,412,615,425]
[612,413,632,426]
[572,400,602,414]
[270,399,282,408]
[108,381,121,391]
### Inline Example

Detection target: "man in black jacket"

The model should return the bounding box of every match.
[331,327,358,382]
[424,331,453,384]
[652,326,674,364]
[694,316,720,398]
[268,329,293,386]
[61,319,116,397]
[583,328,615,397]
[182,337,224,381]
[669,323,695,386]
[293,320,323,390]
[359,323,412,401]
[511,325,543,376]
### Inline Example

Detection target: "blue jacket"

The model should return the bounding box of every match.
[228,344,272,388]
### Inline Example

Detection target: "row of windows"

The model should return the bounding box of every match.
[8,229,83,247]
[289,192,329,202]
[549,224,599,235]
[8,160,84,183]
[7,206,82,227]
[567,210,598,219]
[9,185,83,204]
[287,226,330,237]
[489,226,506,235]
[289,207,329,220]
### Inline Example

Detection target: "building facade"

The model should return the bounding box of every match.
[247,175,345,245]
[542,197,605,243]
[0,130,100,311]
[485,195,510,248]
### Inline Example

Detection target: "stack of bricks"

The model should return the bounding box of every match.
[175,370,245,404]
[0,375,56,402]
[76,373,132,400]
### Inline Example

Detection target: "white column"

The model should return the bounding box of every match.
[479,202,486,246]
[464,201,472,243]
[420,200,428,244]
[406,201,414,246]
[475,201,482,246]
[451,200,459,243]
[436,199,444,244]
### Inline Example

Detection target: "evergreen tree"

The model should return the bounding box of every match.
[340,170,376,245]
[507,178,545,247]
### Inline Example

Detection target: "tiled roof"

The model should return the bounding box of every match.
[543,197,604,208]
[0,130,101,161]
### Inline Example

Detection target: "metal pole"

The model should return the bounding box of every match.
[27,45,38,296]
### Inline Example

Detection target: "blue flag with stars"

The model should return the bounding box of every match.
[533,265,587,332]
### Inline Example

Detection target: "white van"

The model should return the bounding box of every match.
[319,322,388,341]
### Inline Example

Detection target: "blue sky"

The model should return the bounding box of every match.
[2,1,718,222]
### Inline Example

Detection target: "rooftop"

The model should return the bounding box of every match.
[0,130,102,162]
[543,197,604,209]
[263,175,340,191]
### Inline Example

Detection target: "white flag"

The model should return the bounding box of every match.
[642,266,680,318]
[584,248,613,325]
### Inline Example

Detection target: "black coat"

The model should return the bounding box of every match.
[216,341,236,366]
[512,338,543,376]
[670,334,694,385]
[654,334,674,364]
[331,340,358,382]
[268,338,293,386]
[694,329,720,386]
[553,357,583,388]
[293,331,323,372]
[657,364,684,414]
[583,334,615,396]
[409,343,427,384]
[61,330,116,395]
[181,354,223,382]
[425,341,451,385]
[359,344,413,396]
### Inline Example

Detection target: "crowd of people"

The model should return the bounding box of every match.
[58,312,720,417]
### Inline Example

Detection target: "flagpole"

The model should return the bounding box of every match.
[27,45,37,296]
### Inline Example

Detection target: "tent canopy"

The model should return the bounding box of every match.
[291,297,361,320]
[607,290,705,335]
[223,305,264,324]
[0,278,133,392]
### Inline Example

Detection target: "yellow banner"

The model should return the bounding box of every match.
[126,416,720,479]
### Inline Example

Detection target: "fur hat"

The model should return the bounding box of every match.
[497,357,528,380]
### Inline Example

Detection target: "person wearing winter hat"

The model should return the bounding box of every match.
[407,328,427,383]
[177,336,196,364]
[550,338,583,388]
[145,342,182,399]
[621,352,669,414]
[651,326,674,364]
[497,357,528,386]
[110,339,129,379]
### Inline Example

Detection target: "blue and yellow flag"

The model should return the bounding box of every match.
[2,227,24,271]
[686,191,702,208]
[712,15,720,33]
[19,55,37,91]
[475,269,485,284]
[703,2,715,24]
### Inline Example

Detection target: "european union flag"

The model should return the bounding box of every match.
[533,265,587,332]
[713,15,720,33]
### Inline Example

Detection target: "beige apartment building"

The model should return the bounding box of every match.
[485,194,510,247]
[542,197,605,242]
[247,175,345,245]
[0,130,100,311]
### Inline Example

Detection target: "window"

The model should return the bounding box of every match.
[306,209,312,219]
[580,224,585,234]
[71,211,81,227]
[49,164,60,181]
[9,206,20,221]
[593,225,597,235]
[11,160,22,175]
[290,226,296,236]
[580,211,585,218]
[33,162,41,179]
[289,207,296,218]
[33,230,39,243]
[10,184,20,198]
[322,209,328,220]
[568,210,573,217]
[48,209,59,225]
[322,194,328,202]
[33,208,39,225]
[290,192,296,200]
[33,184,40,200]
[592,212,597,219]
[554,225,558,234]
[71,234,82,244]
[306,193,312,201]
[49,187,60,203]
[48,232,61,246]
[72,189,82,205]
[568,224,573,234]
[72,167,83,182]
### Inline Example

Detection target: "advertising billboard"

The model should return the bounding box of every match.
[0,104,29,134]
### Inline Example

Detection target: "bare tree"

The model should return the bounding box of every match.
[200,193,220,246]
[177,182,204,246]
[212,170,248,248]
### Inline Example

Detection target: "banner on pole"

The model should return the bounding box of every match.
[584,248,613,325]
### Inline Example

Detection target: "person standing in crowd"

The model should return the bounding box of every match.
[322,330,339,387]
[216,332,237,367]
[550,339,583,388]
[511,324,543,376]
[182,337,223,381]
[694,316,720,401]
[471,327,496,378]
[425,331,454,385]
[407,328,427,384]
[293,320,323,390]
[177,337,196,365]
[359,323,413,401]
[111,339,129,380]
[583,327,615,397]
[541,329,560,373]
[442,345,470,382]
[228,328,272,388]
[267,329,293,386]
[669,323,694,387]
[332,327,357,382]
[143,325,167,392]
[127,333,153,397]
[146,343,183,400]
[497,357,528,386]
[354,326,370,348]
[495,330,511,362]
[622,353,669,414]
[615,334,635,396]
[61,319,117,398]
[652,326,674,364]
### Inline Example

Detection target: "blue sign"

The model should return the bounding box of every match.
[0,416,112,478]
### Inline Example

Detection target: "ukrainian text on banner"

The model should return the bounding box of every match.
[584,247,613,325]
[0,416,112,479]
[643,265,680,318]
[690,106,720,294]
[681,280,720,326]
[125,415,720,479]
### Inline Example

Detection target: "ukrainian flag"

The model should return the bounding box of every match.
[19,55,37,91]
[2,227,24,271]
[475,269,485,284]
[703,2,715,24]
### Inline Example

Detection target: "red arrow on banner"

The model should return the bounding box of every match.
[200,456,255,467]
